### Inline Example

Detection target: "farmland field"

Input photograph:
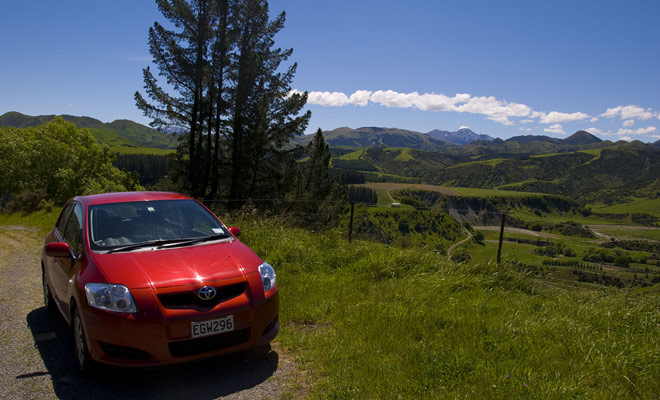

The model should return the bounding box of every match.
[591,197,660,217]
[361,183,460,195]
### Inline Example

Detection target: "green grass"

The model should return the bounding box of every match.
[591,197,660,217]
[449,158,507,168]
[395,148,414,161]
[0,209,59,236]
[6,211,660,397]
[109,146,175,155]
[381,147,415,161]
[497,179,539,190]
[233,218,660,398]
[578,148,603,165]
[337,148,367,161]
[450,187,547,198]
[596,228,660,241]
[375,190,392,207]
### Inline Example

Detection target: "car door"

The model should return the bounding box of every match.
[51,202,84,316]
[46,203,73,307]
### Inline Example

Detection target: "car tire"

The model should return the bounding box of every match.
[72,307,94,373]
[42,268,55,313]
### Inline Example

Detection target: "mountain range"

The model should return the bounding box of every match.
[426,127,494,145]
[0,111,650,158]
[3,111,659,199]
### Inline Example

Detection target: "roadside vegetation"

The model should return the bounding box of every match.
[3,210,659,398]
[0,118,142,210]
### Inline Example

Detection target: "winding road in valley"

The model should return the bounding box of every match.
[448,227,472,258]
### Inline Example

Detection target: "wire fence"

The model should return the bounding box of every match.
[204,197,660,289]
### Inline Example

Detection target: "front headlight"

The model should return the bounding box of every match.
[259,262,276,292]
[85,283,137,313]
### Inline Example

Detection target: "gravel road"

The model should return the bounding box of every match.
[0,225,302,400]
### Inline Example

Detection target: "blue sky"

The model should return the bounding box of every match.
[2,0,659,141]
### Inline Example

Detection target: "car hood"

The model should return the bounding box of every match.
[90,239,262,289]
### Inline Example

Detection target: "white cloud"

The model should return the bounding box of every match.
[307,91,350,107]
[454,96,531,125]
[601,105,656,120]
[539,111,590,124]
[519,127,532,132]
[348,90,372,106]
[586,127,603,135]
[637,126,657,134]
[305,89,535,125]
[619,136,632,141]
[370,90,420,108]
[458,125,470,130]
[299,89,658,133]
[544,124,565,134]
[616,126,657,135]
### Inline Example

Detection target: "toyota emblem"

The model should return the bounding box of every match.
[198,286,216,300]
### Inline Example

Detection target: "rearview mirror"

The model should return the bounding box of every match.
[227,226,241,237]
[45,242,72,258]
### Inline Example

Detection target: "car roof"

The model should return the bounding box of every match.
[77,191,191,206]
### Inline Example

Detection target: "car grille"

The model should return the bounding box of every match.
[158,282,246,309]
[169,327,251,357]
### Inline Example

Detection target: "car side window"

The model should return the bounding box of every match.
[55,203,74,238]
[63,203,84,257]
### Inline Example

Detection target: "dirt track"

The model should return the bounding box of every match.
[0,225,300,400]
[447,227,472,258]
[474,226,561,239]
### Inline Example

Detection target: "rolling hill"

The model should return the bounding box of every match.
[327,136,660,198]
[295,127,456,151]
[0,112,178,153]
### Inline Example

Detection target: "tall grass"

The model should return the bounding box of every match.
[0,209,59,236]
[3,211,658,397]
[233,216,660,398]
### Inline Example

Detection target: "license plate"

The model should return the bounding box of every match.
[191,315,234,338]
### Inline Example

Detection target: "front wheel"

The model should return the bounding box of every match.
[72,307,94,372]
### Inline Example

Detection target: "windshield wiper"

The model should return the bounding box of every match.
[107,239,188,254]
[106,234,230,253]
[157,234,230,249]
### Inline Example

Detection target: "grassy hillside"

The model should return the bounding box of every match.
[329,141,660,199]
[232,217,659,398]
[0,112,177,154]
[87,126,175,155]
[3,210,659,397]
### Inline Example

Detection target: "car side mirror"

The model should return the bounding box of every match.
[227,226,241,237]
[45,242,72,258]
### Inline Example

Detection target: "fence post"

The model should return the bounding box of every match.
[497,212,506,264]
[348,201,355,243]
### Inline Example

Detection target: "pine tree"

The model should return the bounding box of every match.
[303,128,333,198]
[135,0,309,202]
[288,128,345,226]
[135,0,215,197]
[227,0,309,205]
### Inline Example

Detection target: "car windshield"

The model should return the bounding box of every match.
[88,199,228,251]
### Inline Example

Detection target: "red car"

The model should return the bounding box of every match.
[41,191,278,370]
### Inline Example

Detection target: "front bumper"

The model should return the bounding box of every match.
[79,275,279,367]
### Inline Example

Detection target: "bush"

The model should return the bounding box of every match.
[0,118,142,207]
[472,230,485,245]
